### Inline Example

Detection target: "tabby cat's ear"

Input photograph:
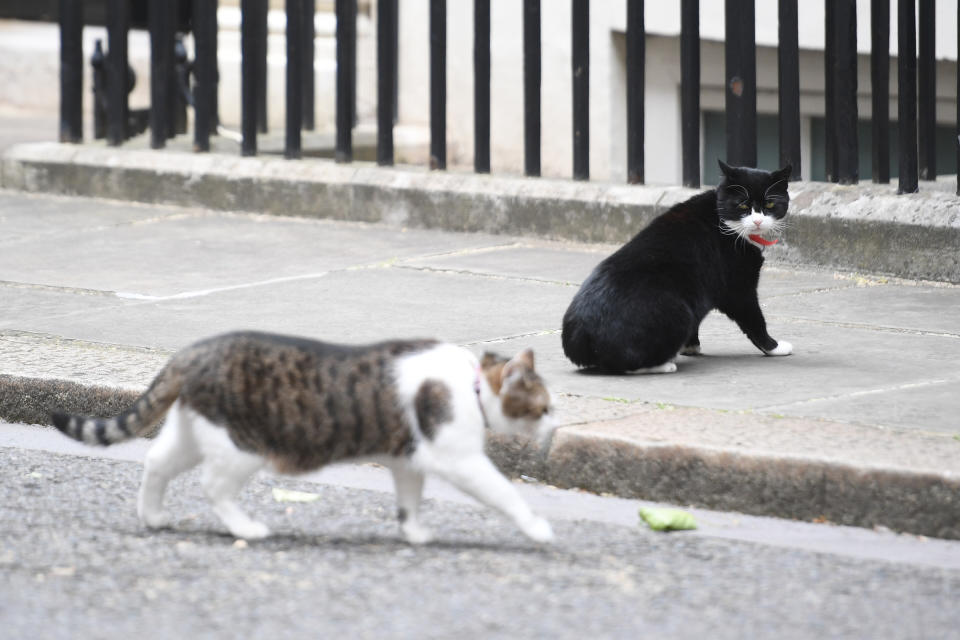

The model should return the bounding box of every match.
[480,352,503,369]
[502,348,535,381]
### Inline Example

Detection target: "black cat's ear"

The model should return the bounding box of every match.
[718,159,734,177]
[774,164,793,181]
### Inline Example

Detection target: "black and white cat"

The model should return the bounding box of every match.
[52,332,555,544]
[562,161,794,373]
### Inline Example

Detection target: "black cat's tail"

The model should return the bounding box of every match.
[51,364,183,446]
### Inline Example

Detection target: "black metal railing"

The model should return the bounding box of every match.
[57,0,956,195]
[522,0,540,177]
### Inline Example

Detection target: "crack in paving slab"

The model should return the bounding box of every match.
[392,263,578,287]
[0,280,119,297]
[768,315,960,339]
[461,328,562,346]
[115,271,334,301]
[758,378,955,412]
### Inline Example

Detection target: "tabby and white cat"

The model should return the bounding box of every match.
[562,161,794,373]
[53,331,555,544]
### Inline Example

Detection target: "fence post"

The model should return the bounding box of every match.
[917,0,935,180]
[474,0,491,174]
[173,37,189,135]
[778,0,801,179]
[897,0,918,194]
[255,0,268,133]
[193,0,218,152]
[106,0,129,146]
[523,0,541,177]
[149,0,175,149]
[833,0,858,185]
[680,0,698,187]
[92,41,107,140]
[390,0,398,124]
[377,0,396,165]
[871,0,891,183]
[626,0,644,184]
[59,0,84,143]
[824,0,836,181]
[241,0,265,156]
[336,0,356,162]
[571,0,589,181]
[724,0,756,167]
[430,0,446,170]
[302,0,316,131]
[285,0,303,159]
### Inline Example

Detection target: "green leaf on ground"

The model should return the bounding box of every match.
[638,507,697,532]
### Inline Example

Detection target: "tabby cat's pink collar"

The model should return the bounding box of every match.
[474,365,489,429]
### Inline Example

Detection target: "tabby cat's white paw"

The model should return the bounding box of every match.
[140,510,172,529]
[230,520,271,540]
[522,516,555,543]
[765,340,793,357]
[402,523,434,545]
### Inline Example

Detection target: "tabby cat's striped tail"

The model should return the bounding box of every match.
[51,365,183,446]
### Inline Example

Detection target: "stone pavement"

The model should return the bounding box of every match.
[1,188,958,540]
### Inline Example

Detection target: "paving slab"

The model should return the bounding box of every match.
[766,380,960,435]
[1,201,509,297]
[500,317,960,426]
[0,286,137,332]
[764,282,960,336]
[0,268,569,350]
[0,191,188,243]
[401,243,608,285]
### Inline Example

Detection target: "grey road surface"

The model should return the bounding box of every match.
[2,423,958,640]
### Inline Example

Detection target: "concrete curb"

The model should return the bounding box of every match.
[4,142,960,282]
[4,372,958,540]
[0,374,141,429]
[533,431,960,541]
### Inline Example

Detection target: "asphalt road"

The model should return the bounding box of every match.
[2,424,958,640]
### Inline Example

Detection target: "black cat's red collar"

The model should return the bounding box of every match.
[748,234,779,247]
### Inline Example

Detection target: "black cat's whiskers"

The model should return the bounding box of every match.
[721,214,788,248]
[763,179,788,201]
[726,184,749,197]
[718,220,754,250]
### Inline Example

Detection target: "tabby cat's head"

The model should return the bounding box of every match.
[716,160,792,248]
[480,349,554,445]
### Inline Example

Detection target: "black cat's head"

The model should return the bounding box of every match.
[716,160,792,248]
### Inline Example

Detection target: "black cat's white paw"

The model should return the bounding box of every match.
[634,362,678,374]
[764,340,793,357]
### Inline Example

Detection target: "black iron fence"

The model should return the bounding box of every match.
[58,0,956,195]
